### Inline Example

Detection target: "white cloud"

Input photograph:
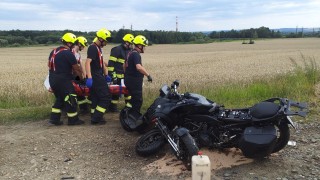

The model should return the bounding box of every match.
[0,0,319,31]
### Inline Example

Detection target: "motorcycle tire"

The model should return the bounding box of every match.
[119,108,133,132]
[179,133,199,170]
[135,128,166,156]
[272,123,290,153]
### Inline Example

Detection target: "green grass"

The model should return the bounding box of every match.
[143,56,320,117]
[1,56,319,124]
[0,105,51,124]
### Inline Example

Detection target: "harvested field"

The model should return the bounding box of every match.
[0,38,319,106]
[0,38,320,179]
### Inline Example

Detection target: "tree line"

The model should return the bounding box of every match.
[0,26,318,47]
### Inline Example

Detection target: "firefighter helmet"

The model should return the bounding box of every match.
[62,33,77,44]
[77,36,88,47]
[96,28,112,41]
[123,34,134,43]
[133,35,148,46]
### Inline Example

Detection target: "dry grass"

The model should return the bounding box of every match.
[0,38,319,107]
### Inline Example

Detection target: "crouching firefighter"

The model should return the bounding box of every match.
[48,32,85,126]
[107,33,134,112]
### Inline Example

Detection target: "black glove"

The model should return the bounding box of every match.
[147,74,153,82]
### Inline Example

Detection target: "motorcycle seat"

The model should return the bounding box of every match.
[250,102,280,119]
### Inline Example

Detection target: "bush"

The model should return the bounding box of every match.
[10,43,21,47]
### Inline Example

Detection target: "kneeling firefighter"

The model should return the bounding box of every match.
[48,33,84,125]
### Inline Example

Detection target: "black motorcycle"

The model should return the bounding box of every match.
[134,80,308,162]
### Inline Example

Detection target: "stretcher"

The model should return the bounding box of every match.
[44,75,129,96]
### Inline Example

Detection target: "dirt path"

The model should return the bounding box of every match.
[0,113,319,180]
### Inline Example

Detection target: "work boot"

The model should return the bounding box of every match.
[49,113,63,126]
[48,120,63,126]
[108,103,119,113]
[91,111,106,125]
[68,116,85,125]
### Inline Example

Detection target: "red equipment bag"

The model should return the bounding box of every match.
[108,84,129,95]
[72,81,129,96]
[72,81,90,96]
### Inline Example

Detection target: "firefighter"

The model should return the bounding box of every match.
[72,36,90,114]
[85,28,112,125]
[107,33,134,112]
[48,32,84,125]
[124,35,152,113]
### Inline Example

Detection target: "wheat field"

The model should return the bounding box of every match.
[0,38,319,107]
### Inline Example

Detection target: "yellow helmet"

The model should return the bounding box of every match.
[123,34,134,43]
[133,35,148,46]
[77,36,88,47]
[62,33,77,44]
[96,28,112,41]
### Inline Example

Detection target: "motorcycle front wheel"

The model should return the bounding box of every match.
[119,107,133,132]
[177,133,199,170]
[135,128,166,156]
[272,123,290,153]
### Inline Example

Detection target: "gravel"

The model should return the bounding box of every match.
[0,113,319,180]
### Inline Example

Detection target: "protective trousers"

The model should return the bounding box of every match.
[110,78,131,107]
[124,76,143,113]
[90,80,111,122]
[77,95,89,112]
[49,75,79,123]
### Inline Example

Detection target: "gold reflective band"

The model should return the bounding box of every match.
[111,100,118,104]
[64,94,77,102]
[117,58,125,64]
[108,67,114,71]
[52,108,61,113]
[78,99,87,105]
[116,74,124,78]
[96,105,106,113]
[109,56,117,61]
[91,109,95,113]
[64,95,69,102]
[126,102,132,108]
[67,112,78,117]
[124,96,131,100]
[110,56,125,63]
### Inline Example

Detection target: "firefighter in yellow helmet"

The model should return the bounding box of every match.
[124,35,152,114]
[107,33,134,112]
[85,28,112,125]
[48,32,84,125]
[72,36,90,114]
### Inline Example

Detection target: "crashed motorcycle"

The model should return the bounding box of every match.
[134,80,308,162]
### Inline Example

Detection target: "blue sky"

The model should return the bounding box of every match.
[0,0,319,32]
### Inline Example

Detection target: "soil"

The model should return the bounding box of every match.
[0,113,319,180]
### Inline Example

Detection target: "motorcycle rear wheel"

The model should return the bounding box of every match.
[272,123,290,153]
[135,128,166,156]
